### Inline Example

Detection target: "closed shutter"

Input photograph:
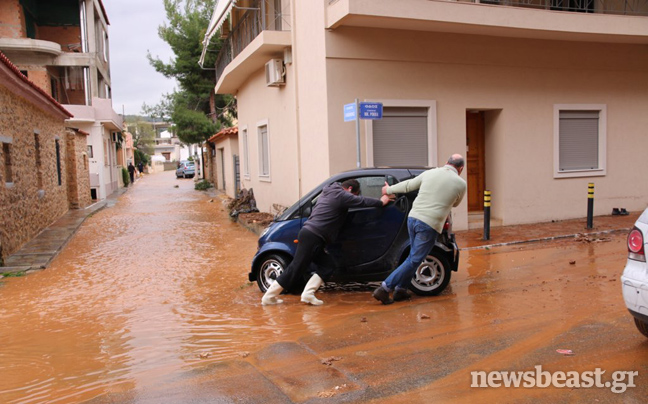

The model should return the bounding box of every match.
[559,111,599,171]
[373,107,428,167]
[259,126,269,176]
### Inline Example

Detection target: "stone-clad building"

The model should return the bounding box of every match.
[0,0,124,201]
[0,51,89,262]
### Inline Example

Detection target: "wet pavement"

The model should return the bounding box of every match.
[0,171,646,403]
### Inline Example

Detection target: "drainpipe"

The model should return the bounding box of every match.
[79,0,88,53]
[290,0,302,201]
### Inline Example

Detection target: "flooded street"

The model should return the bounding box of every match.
[1,171,647,403]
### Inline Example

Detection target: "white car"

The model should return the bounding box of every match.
[621,208,648,338]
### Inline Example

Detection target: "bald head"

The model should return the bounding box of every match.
[447,154,464,170]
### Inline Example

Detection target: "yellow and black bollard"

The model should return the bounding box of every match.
[483,190,491,241]
[587,183,594,229]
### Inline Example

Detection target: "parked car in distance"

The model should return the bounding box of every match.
[248,167,460,296]
[176,161,195,179]
[621,207,648,338]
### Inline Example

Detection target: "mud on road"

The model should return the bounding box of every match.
[0,171,646,403]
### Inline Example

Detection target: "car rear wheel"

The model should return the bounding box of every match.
[634,318,648,338]
[256,254,290,293]
[408,252,452,296]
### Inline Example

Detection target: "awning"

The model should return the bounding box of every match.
[199,0,236,67]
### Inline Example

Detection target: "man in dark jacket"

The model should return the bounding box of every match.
[127,162,135,184]
[262,179,393,306]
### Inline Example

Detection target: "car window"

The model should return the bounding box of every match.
[356,176,386,199]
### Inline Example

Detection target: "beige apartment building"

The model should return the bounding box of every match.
[0,51,90,261]
[204,0,648,230]
[0,0,123,201]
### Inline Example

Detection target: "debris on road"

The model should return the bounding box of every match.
[238,351,250,358]
[317,384,348,398]
[418,313,430,320]
[569,260,576,265]
[321,356,342,366]
[574,234,611,243]
[556,349,574,356]
[360,317,367,323]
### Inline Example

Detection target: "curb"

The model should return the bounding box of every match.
[460,228,630,251]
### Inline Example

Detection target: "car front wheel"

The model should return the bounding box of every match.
[256,254,290,293]
[409,252,452,296]
[634,318,648,338]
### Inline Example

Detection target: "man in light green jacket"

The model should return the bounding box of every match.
[373,154,467,304]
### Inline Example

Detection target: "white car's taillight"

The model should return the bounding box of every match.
[627,227,646,262]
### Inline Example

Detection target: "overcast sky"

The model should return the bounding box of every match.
[103,0,178,117]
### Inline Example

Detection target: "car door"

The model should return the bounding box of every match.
[326,175,408,271]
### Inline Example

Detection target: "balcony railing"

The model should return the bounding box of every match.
[473,0,648,15]
[215,1,291,84]
[328,0,647,15]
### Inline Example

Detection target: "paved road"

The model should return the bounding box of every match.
[0,171,646,403]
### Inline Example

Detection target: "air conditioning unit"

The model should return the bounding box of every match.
[265,59,285,87]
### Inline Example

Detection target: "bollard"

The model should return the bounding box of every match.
[483,190,491,241]
[587,183,594,229]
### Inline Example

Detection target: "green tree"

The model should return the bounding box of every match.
[145,0,235,145]
[124,116,155,166]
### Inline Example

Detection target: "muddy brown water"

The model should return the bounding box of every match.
[1,171,646,403]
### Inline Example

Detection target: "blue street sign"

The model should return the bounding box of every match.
[359,102,383,119]
[344,103,357,122]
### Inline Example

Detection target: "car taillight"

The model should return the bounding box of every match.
[627,227,646,262]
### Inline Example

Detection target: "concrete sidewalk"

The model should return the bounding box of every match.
[455,211,639,249]
[0,187,128,276]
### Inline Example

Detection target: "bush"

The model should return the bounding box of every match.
[195,180,213,191]
[122,167,130,187]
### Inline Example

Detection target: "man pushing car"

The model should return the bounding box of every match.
[262,179,393,306]
[373,154,467,304]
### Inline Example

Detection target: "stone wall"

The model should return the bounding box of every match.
[0,85,70,260]
[65,129,91,209]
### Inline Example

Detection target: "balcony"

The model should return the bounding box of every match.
[327,0,648,44]
[212,1,292,93]
[0,38,63,58]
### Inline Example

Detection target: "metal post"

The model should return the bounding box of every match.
[587,183,594,229]
[483,190,491,241]
[355,98,361,168]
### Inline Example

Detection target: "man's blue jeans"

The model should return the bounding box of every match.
[382,217,439,292]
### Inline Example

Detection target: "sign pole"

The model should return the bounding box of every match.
[355,98,361,168]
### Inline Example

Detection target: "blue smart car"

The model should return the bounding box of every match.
[248,168,460,296]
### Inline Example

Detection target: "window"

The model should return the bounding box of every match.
[366,100,437,168]
[87,145,93,158]
[34,132,43,189]
[258,121,270,180]
[242,127,249,177]
[554,104,606,178]
[2,141,12,184]
[55,139,62,186]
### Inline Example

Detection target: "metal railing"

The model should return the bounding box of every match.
[474,0,648,15]
[215,1,291,84]
[326,0,647,15]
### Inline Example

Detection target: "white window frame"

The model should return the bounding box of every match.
[553,104,606,179]
[241,126,250,179]
[365,99,438,168]
[257,120,271,182]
